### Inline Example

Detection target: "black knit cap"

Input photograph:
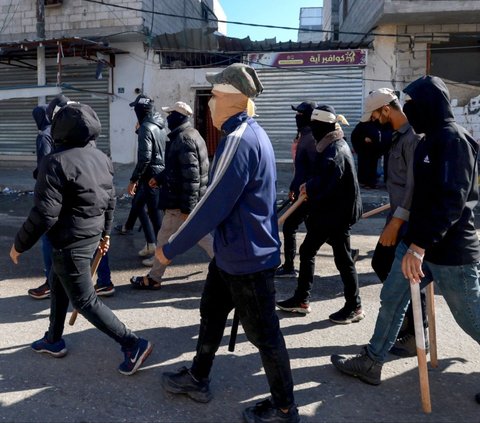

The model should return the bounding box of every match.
[52,103,101,145]
[46,94,71,121]
[291,101,318,115]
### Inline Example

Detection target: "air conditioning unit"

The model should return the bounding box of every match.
[45,0,63,7]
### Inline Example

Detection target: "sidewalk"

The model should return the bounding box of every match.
[0,161,390,209]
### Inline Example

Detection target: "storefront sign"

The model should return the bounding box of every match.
[247,50,367,68]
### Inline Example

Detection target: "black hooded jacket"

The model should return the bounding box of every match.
[32,104,54,179]
[15,104,115,252]
[158,121,209,214]
[305,129,362,228]
[403,76,480,265]
[130,113,167,183]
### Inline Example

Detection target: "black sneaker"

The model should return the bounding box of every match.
[243,398,301,423]
[118,338,152,376]
[94,283,115,297]
[331,347,382,385]
[276,297,311,314]
[114,224,132,235]
[275,265,298,278]
[28,281,50,300]
[329,306,365,324]
[161,366,212,403]
[31,333,67,358]
[390,333,429,357]
[475,393,480,404]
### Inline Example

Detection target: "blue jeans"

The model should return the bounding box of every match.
[47,241,138,348]
[191,259,295,409]
[128,180,162,244]
[96,250,112,288]
[367,241,480,362]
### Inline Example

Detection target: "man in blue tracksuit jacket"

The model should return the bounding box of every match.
[158,63,300,423]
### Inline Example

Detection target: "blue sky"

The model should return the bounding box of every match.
[220,0,323,42]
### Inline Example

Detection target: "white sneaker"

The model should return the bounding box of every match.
[138,243,156,257]
[142,256,155,267]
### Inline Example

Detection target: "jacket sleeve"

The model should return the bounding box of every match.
[305,153,343,204]
[163,138,249,260]
[14,156,64,253]
[179,138,201,214]
[393,134,419,221]
[103,158,116,236]
[130,126,152,182]
[409,136,476,248]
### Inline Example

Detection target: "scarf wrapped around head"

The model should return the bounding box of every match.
[310,104,349,152]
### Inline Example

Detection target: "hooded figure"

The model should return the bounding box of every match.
[277,104,364,326]
[32,104,54,180]
[403,75,480,265]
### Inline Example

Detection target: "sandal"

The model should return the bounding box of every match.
[130,275,161,290]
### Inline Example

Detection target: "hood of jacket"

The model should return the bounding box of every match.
[32,105,50,131]
[142,112,166,130]
[403,75,454,134]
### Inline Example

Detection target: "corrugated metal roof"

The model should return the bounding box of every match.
[152,28,371,53]
[0,37,128,62]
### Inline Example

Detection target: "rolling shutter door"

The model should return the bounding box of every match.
[254,67,364,162]
[0,63,110,157]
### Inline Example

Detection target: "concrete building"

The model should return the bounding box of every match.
[298,7,323,43]
[322,0,480,139]
[0,0,225,163]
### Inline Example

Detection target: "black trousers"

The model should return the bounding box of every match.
[295,215,361,311]
[190,259,295,409]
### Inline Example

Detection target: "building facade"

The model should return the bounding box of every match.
[0,0,224,163]
[323,0,480,139]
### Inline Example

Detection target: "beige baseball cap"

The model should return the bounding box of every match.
[161,101,193,116]
[360,88,398,122]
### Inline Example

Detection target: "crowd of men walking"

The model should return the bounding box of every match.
[8,63,480,423]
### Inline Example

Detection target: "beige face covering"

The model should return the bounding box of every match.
[208,85,250,129]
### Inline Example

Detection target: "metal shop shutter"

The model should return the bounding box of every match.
[0,63,109,157]
[254,67,364,162]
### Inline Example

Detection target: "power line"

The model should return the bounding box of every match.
[81,0,411,39]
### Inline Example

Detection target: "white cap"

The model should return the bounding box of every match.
[360,88,398,122]
[161,101,193,116]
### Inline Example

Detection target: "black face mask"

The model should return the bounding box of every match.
[167,111,189,131]
[311,121,335,142]
[403,100,426,134]
[295,114,311,131]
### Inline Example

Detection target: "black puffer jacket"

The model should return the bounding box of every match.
[14,104,115,252]
[159,122,209,214]
[403,76,480,265]
[305,129,362,228]
[130,113,167,183]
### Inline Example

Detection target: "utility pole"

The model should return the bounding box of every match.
[36,0,46,104]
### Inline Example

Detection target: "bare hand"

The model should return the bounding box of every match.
[128,182,137,196]
[288,191,295,202]
[299,183,308,199]
[378,217,403,247]
[401,243,425,284]
[98,236,110,255]
[148,177,158,188]
[10,244,20,264]
[156,246,172,266]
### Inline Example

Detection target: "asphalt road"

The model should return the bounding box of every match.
[0,165,479,422]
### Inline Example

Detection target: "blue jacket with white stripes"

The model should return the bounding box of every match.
[163,111,281,275]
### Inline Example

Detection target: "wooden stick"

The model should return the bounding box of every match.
[228,309,240,352]
[361,203,391,219]
[68,249,103,326]
[410,282,432,414]
[426,282,438,368]
[278,192,307,225]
